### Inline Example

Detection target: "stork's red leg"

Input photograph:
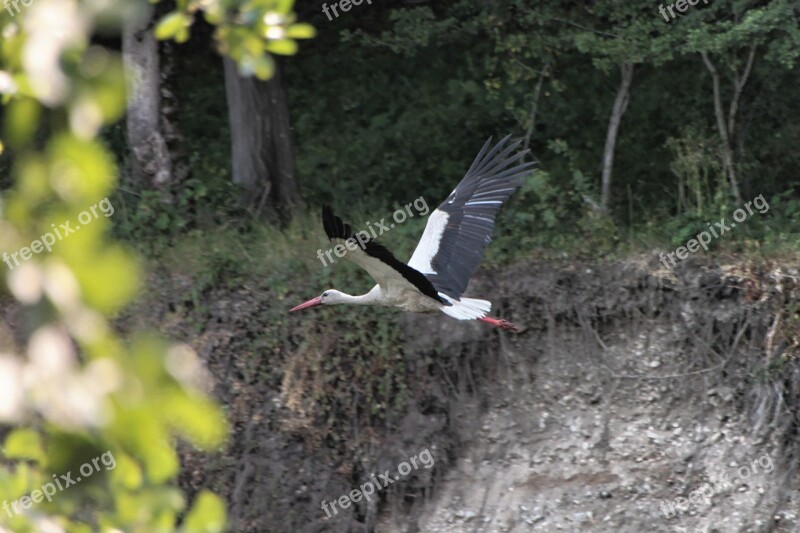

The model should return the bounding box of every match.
[479,316,520,333]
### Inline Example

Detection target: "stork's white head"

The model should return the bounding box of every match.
[289,290,346,312]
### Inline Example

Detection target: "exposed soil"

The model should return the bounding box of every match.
[370,256,800,533]
[380,318,797,532]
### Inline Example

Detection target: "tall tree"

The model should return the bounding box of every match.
[122,6,174,188]
[683,0,800,204]
[223,59,303,221]
[573,1,673,211]
[600,62,634,210]
[699,47,754,205]
[488,0,566,158]
[150,0,314,219]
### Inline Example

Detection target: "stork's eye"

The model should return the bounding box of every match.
[322,292,329,298]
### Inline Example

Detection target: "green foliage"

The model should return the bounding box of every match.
[572,1,676,69]
[0,0,311,530]
[278,0,799,260]
[146,219,415,456]
[278,265,414,448]
[681,0,800,68]
[111,174,238,250]
[490,136,608,258]
[666,126,726,218]
[156,0,316,79]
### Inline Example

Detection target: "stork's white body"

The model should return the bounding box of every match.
[330,284,443,313]
[327,278,490,318]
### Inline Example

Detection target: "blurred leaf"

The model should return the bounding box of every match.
[73,245,139,313]
[49,135,116,202]
[251,54,275,79]
[5,98,40,147]
[265,39,297,55]
[4,429,45,464]
[110,452,143,490]
[164,391,227,449]
[181,491,227,533]
[286,23,316,39]
[155,12,191,41]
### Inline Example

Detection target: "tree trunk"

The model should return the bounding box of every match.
[700,47,755,205]
[159,40,190,184]
[223,58,303,222]
[122,7,173,188]
[600,62,634,211]
[522,64,549,158]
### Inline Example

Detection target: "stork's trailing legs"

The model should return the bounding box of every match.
[479,316,519,332]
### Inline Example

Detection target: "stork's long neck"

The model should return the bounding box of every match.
[341,286,383,306]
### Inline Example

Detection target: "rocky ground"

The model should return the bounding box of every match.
[376,261,800,533]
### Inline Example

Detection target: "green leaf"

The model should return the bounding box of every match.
[286,23,316,39]
[110,452,143,490]
[156,212,170,230]
[73,245,140,314]
[203,4,225,25]
[164,391,227,449]
[4,429,45,464]
[181,490,227,533]
[249,54,275,80]
[49,134,116,201]
[154,12,191,41]
[265,39,298,56]
[176,26,191,44]
[5,97,40,147]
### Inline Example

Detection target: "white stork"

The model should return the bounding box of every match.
[289,135,534,332]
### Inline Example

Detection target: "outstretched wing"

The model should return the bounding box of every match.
[322,205,447,304]
[407,135,534,300]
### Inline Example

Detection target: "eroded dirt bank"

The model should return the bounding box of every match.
[369,257,800,533]
[131,255,800,532]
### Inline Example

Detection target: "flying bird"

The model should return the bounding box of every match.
[290,136,533,332]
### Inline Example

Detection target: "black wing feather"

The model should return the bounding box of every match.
[426,135,535,299]
[321,205,447,304]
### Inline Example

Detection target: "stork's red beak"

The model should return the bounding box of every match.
[289,296,323,312]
